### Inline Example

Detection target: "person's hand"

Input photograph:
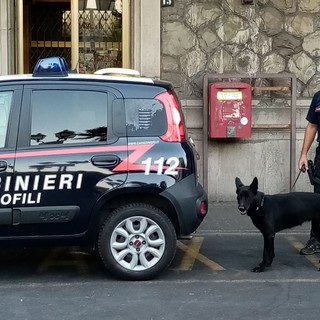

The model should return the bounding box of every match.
[298,154,308,172]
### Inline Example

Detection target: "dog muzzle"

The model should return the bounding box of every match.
[238,206,247,215]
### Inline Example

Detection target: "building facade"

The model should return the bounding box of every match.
[1,0,320,201]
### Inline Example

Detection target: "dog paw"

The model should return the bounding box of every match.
[251,266,265,272]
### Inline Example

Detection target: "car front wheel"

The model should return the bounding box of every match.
[98,203,176,280]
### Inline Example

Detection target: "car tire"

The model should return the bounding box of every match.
[98,203,177,280]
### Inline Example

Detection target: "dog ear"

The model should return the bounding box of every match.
[250,177,258,194]
[235,177,243,192]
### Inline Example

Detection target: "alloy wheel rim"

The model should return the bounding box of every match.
[110,216,166,271]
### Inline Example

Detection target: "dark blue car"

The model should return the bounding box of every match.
[0,57,208,280]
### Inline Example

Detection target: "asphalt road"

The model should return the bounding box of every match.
[0,202,319,320]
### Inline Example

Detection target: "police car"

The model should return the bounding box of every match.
[0,57,208,280]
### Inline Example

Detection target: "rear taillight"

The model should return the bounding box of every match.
[200,201,207,215]
[155,91,186,142]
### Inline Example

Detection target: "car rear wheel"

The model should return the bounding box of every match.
[98,203,176,280]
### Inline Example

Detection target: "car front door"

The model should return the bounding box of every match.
[12,83,127,238]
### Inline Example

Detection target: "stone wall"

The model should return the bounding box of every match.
[161,0,320,201]
[161,0,320,99]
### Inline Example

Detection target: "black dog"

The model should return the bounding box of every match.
[235,176,320,272]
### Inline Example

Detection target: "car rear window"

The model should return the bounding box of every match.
[125,99,167,137]
[30,90,108,145]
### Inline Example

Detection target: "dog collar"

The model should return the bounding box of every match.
[256,192,265,210]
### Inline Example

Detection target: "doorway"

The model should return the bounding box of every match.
[20,0,127,73]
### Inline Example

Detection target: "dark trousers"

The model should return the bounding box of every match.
[311,146,320,239]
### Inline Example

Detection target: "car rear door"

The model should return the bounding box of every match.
[11,82,127,238]
[0,85,22,236]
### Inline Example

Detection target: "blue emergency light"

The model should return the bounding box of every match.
[32,57,69,77]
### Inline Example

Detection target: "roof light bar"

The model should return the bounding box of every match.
[33,57,69,77]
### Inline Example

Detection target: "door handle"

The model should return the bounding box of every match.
[91,155,120,167]
[0,161,8,172]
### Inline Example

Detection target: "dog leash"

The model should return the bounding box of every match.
[290,169,303,192]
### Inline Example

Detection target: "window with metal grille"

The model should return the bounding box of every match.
[30,2,72,72]
[28,1,122,73]
[79,7,122,73]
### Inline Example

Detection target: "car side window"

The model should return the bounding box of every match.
[0,91,13,148]
[30,90,108,145]
[125,99,167,137]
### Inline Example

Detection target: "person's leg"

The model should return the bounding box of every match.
[300,146,320,255]
[311,151,320,239]
[300,220,320,255]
